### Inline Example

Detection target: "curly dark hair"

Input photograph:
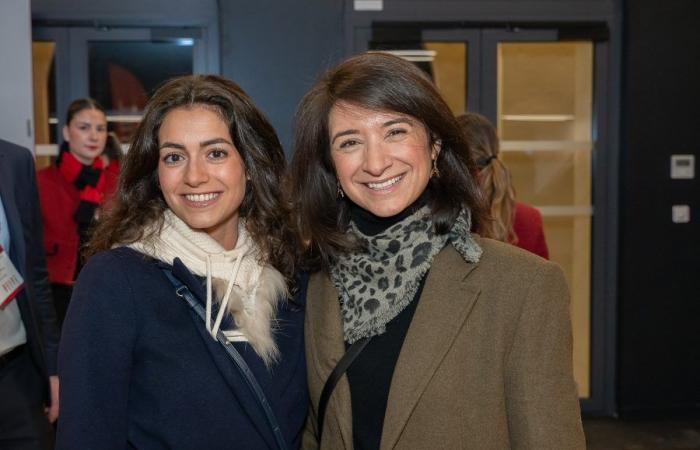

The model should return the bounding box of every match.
[86,74,298,282]
[288,52,486,271]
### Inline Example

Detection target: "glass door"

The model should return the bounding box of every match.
[32,26,208,160]
[491,37,594,399]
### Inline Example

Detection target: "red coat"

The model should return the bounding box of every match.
[36,165,118,284]
[513,202,549,259]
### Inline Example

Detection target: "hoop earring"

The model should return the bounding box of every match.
[337,182,345,198]
[430,159,441,178]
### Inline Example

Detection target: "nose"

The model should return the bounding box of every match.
[184,157,209,186]
[362,140,392,176]
[88,128,99,141]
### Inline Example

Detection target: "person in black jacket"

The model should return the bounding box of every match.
[0,139,60,450]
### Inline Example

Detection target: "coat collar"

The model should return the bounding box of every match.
[0,154,25,272]
[308,242,482,449]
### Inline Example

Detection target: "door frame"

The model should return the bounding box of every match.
[32,25,215,146]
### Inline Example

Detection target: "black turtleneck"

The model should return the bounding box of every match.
[346,191,430,450]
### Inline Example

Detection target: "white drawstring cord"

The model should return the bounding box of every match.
[204,251,246,340]
[205,255,213,332]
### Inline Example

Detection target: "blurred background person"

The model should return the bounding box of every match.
[36,98,118,327]
[457,112,549,259]
[0,139,60,450]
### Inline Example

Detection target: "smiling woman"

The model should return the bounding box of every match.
[36,98,118,326]
[56,75,307,450]
[157,106,247,250]
[329,102,438,218]
[288,52,585,450]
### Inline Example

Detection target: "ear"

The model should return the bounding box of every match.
[62,125,70,143]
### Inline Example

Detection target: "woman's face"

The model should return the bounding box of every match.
[329,102,439,217]
[157,105,247,250]
[62,108,108,165]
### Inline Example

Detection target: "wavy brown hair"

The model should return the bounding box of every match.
[86,74,297,282]
[457,113,517,243]
[288,52,486,271]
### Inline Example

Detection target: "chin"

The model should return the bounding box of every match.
[362,202,407,218]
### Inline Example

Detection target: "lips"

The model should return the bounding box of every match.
[365,175,403,190]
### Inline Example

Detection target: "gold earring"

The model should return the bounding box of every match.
[337,182,345,198]
[430,158,440,178]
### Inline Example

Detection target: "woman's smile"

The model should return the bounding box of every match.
[182,192,222,206]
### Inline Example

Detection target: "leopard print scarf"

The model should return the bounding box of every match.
[330,205,482,343]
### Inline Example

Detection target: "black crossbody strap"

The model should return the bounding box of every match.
[161,268,288,450]
[317,336,371,443]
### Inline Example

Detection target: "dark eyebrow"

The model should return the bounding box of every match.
[159,138,233,151]
[383,117,414,127]
[159,142,186,151]
[331,129,359,145]
[200,137,234,147]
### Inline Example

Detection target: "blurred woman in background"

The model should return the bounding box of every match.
[458,112,549,259]
[37,98,118,326]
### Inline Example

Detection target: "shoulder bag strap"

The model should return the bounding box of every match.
[161,268,288,450]
[317,336,371,444]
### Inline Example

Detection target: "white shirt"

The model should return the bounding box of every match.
[0,194,27,356]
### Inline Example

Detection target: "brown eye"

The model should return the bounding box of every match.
[208,149,228,159]
[339,139,360,149]
[162,153,184,164]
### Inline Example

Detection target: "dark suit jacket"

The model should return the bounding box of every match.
[57,247,308,450]
[0,140,60,392]
[303,238,585,450]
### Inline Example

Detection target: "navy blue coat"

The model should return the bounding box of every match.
[56,247,308,450]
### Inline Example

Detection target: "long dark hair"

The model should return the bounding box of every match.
[288,52,486,270]
[87,74,298,282]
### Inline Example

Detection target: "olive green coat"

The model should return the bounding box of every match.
[302,237,585,450]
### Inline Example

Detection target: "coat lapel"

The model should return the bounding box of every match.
[380,245,481,450]
[0,154,26,271]
[169,259,278,450]
[307,273,354,449]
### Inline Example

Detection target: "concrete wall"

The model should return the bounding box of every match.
[219,0,345,154]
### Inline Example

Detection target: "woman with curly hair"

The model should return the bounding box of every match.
[57,75,306,450]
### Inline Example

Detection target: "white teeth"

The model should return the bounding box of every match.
[367,175,402,190]
[185,193,219,202]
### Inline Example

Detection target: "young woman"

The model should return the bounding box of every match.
[458,112,550,259]
[288,53,584,449]
[37,98,118,326]
[56,75,307,449]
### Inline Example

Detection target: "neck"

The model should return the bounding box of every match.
[349,189,430,236]
[69,150,95,166]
